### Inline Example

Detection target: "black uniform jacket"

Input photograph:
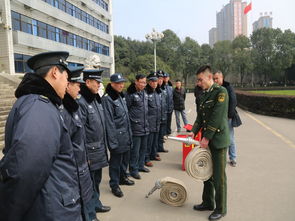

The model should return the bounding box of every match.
[173,87,186,111]
[101,84,133,153]
[125,83,149,136]
[0,73,82,221]
[62,93,93,204]
[146,84,161,133]
[77,85,108,171]
[158,84,167,123]
[162,81,174,113]
[222,81,242,127]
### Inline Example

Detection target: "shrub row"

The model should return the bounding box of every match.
[236,90,295,119]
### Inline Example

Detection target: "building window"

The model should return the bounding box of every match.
[55,28,60,42]
[58,0,66,12]
[75,7,81,20]
[66,2,74,16]
[102,45,109,56]
[47,24,56,41]
[37,21,47,38]
[14,53,32,73]
[11,11,21,31]
[67,33,76,46]
[82,38,89,50]
[76,35,83,48]
[81,11,87,23]
[21,15,33,34]
[42,0,109,33]
[32,20,38,36]
[60,30,68,44]
[45,0,54,6]
[11,11,110,56]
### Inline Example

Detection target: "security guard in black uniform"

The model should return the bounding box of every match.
[102,73,134,198]
[157,71,169,154]
[190,65,230,221]
[0,51,82,221]
[77,69,111,215]
[162,72,174,135]
[145,72,162,167]
[63,67,100,221]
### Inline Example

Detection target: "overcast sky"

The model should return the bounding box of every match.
[112,0,295,45]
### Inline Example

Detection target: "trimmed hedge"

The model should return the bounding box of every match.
[236,90,295,119]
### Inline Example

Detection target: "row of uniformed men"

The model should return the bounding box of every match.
[0,51,173,221]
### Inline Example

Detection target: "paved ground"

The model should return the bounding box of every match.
[1,93,295,221]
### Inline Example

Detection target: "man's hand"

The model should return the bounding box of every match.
[200,137,209,148]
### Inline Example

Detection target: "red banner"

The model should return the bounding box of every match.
[244,2,252,14]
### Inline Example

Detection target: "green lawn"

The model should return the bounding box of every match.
[250,90,295,96]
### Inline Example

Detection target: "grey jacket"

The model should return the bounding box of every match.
[0,73,82,221]
[145,84,162,133]
[158,84,168,123]
[102,84,133,153]
[77,85,108,171]
[162,81,174,113]
[62,93,93,204]
[126,83,149,136]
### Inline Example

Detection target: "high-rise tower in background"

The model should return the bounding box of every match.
[253,12,273,32]
[209,0,248,47]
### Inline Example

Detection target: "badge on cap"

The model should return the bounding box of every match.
[118,75,121,79]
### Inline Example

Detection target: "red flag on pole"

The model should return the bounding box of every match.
[244,2,252,14]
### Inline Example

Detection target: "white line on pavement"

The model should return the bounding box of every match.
[244,111,295,149]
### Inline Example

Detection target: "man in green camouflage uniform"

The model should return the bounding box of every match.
[190,65,230,221]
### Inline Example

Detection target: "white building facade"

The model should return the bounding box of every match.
[0,0,114,76]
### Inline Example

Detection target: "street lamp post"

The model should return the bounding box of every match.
[145,29,164,72]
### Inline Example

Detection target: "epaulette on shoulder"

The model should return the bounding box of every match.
[39,95,49,103]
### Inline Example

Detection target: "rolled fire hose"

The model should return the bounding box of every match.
[184,147,213,181]
[145,177,187,207]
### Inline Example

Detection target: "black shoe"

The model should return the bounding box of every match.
[95,205,111,213]
[111,187,124,198]
[158,149,169,153]
[139,167,150,173]
[130,173,141,179]
[193,203,214,211]
[208,212,225,220]
[119,177,135,185]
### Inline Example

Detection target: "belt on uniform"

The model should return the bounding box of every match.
[185,147,213,181]
[145,177,187,207]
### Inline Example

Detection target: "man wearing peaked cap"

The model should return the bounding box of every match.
[147,72,158,81]
[145,72,161,167]
[63,66,99,221]
[27,51,71,75]
[156,71,169,155]
[0,51,83,221]
[83,69,104,83]
[68,66,85,84]
[101,73,134,198]
[126,74,150,180]
[77,69,111,218]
